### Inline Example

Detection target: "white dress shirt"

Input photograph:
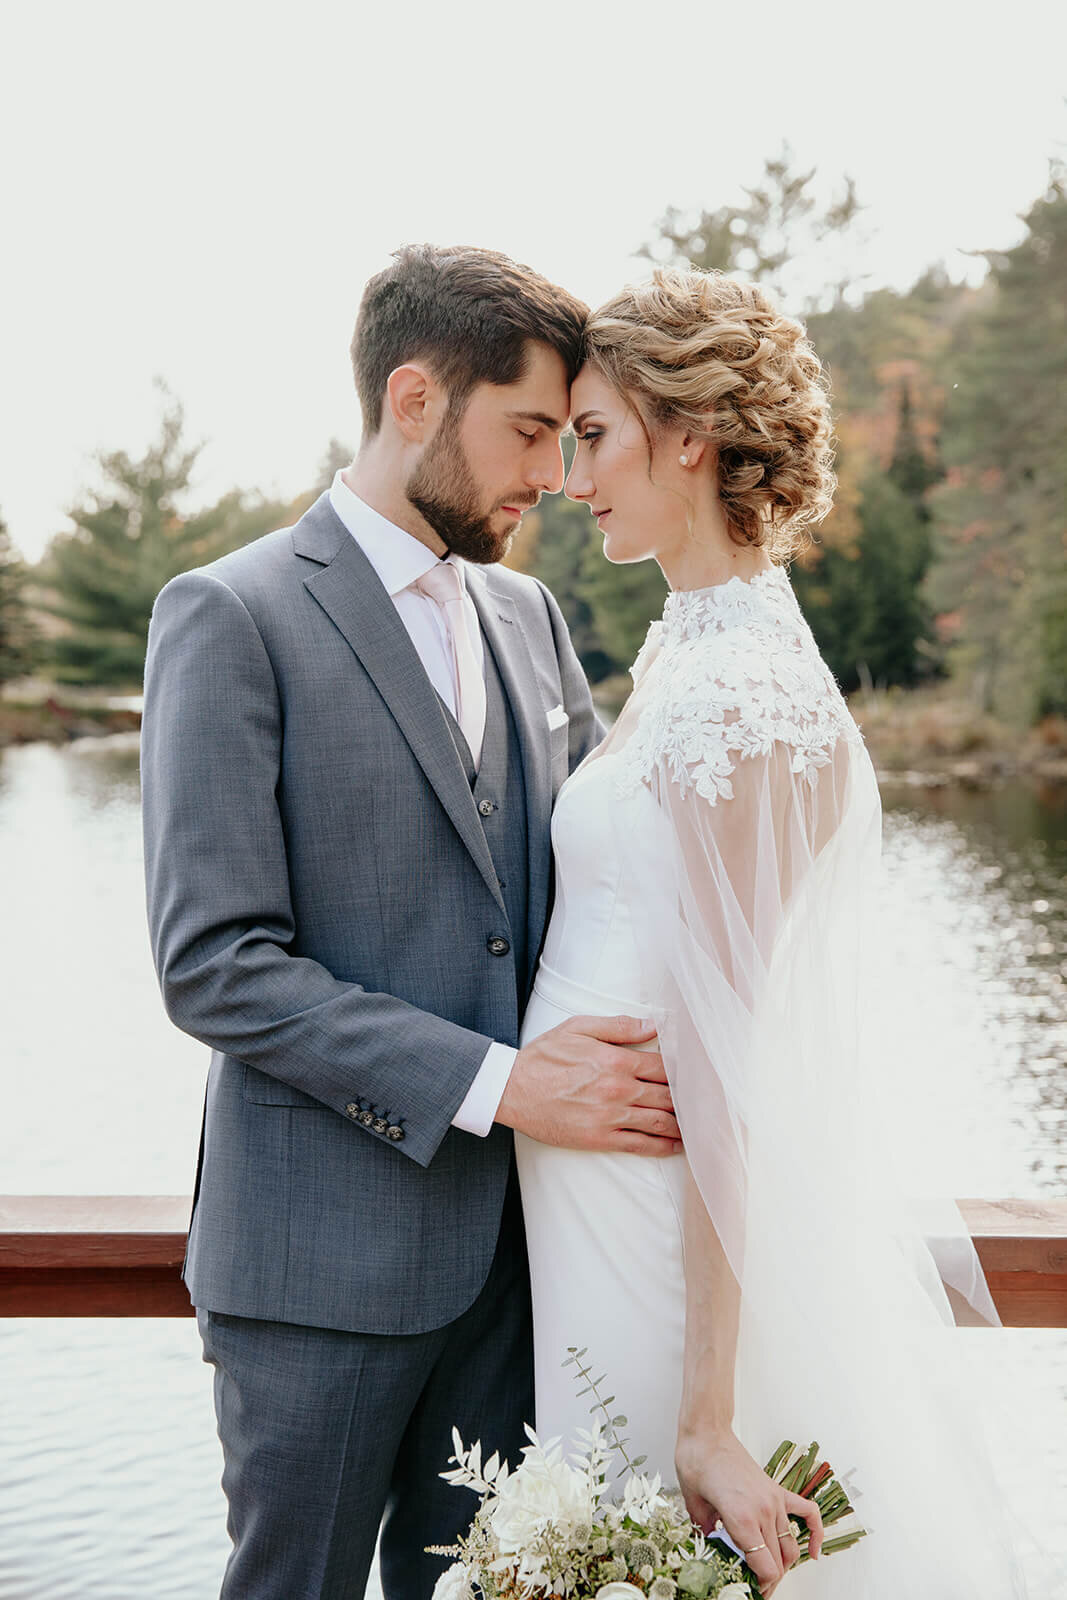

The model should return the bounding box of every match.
[328,471,517,1137]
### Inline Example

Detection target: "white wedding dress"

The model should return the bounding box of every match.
[515,567,1032,1597]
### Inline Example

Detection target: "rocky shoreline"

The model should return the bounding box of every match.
[848,688,1067,788]
[4,684,1066,789]
[0,698,142,748]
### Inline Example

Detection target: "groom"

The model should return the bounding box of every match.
[142,244,682,1599]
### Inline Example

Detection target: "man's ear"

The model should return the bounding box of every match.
[385,363,442,443]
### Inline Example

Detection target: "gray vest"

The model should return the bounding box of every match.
[437,637,531,1007]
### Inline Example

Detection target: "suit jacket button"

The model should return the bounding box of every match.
[345,1103,360,1119]
[487,936,510,957]
[387,1125,405,1141]
[478,798,495,817]
[359,1110,375,1126]
[372,1117,389,1135]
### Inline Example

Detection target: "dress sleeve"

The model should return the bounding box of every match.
[609,647,1034,1593]
[614,631,874,1286]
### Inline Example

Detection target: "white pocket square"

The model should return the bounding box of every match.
[546,704,569,732]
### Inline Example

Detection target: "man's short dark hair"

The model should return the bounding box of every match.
[351,244,588,434]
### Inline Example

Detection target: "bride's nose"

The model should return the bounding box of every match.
[564,457,594,503]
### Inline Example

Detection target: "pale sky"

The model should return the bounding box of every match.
[3,0,1065,562]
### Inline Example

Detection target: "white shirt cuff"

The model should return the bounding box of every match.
[452,1042,517,1137]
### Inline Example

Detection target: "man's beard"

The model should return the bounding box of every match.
[406,413,530,564]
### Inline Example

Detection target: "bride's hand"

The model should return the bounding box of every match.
[675,1427,822,1597]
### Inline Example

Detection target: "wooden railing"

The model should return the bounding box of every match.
[0,1197,193,1317]
[2,1196,1067,1326]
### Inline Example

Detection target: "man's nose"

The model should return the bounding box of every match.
[527,441,565,495]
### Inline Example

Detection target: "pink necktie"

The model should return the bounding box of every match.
[415,562,486,770]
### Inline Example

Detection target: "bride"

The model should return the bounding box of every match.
[514,268,1029,1596]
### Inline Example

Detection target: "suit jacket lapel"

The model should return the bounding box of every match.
[294,496,505,914]
[468,570,553,979]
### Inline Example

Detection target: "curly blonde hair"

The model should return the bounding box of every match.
[581,266,835,559]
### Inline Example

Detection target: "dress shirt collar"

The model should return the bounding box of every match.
[328,470,473,597]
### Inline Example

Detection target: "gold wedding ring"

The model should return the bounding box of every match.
[743,1542,767,1553]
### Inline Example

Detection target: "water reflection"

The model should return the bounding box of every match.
[881,780,1067,1191]
[63,734,142,811]
[0,740,206,1196]
[884,774,1067,847]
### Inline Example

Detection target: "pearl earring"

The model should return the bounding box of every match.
[679,454,689,466]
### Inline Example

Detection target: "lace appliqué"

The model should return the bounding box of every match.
[616,568,863,805]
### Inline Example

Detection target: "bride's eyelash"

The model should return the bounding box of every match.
[577,430,603,447]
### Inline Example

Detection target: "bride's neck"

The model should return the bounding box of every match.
[657,499,773,592]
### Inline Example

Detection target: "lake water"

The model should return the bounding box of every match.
[1,738,1065,1596]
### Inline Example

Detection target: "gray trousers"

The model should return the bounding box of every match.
[198,1171,533,1599]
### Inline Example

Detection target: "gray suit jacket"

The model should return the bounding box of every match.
[141,492,601,1334]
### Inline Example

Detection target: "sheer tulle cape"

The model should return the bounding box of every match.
[605,571,1038,1597]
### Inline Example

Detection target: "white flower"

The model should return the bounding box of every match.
[620,1470,670,1525]
[488,1436,594,1555]
[718,1587,753,1599]
[430,1562,473,1600]
[595,1586,646,1600]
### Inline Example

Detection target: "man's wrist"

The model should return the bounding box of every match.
[451,1042,517,1137]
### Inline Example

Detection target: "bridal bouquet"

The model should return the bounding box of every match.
[429,1352,866,1599]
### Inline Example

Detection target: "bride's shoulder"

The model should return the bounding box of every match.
[653,568,844,707]
[620,570,862,802]
[629,619,665,686]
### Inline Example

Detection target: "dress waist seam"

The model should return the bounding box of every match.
[532,960,649,1018]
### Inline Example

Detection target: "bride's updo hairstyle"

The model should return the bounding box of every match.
[581,266,835,559]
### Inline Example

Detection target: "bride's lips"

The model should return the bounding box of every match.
[594,508,611,525]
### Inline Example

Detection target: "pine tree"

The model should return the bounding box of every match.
[0,513,38,683]
[930,164,1067,720]
[793,469,932,691]
[642,145,864,306]
[887,381,941,516]
[41,394,288,686]
[314,438,354,494]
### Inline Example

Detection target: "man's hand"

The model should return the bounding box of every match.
[495,1014,682,1155]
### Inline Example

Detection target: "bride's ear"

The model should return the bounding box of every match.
[677,430,709,471]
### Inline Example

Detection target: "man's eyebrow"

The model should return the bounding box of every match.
[506,409,566,431]
[571,410,603,432]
